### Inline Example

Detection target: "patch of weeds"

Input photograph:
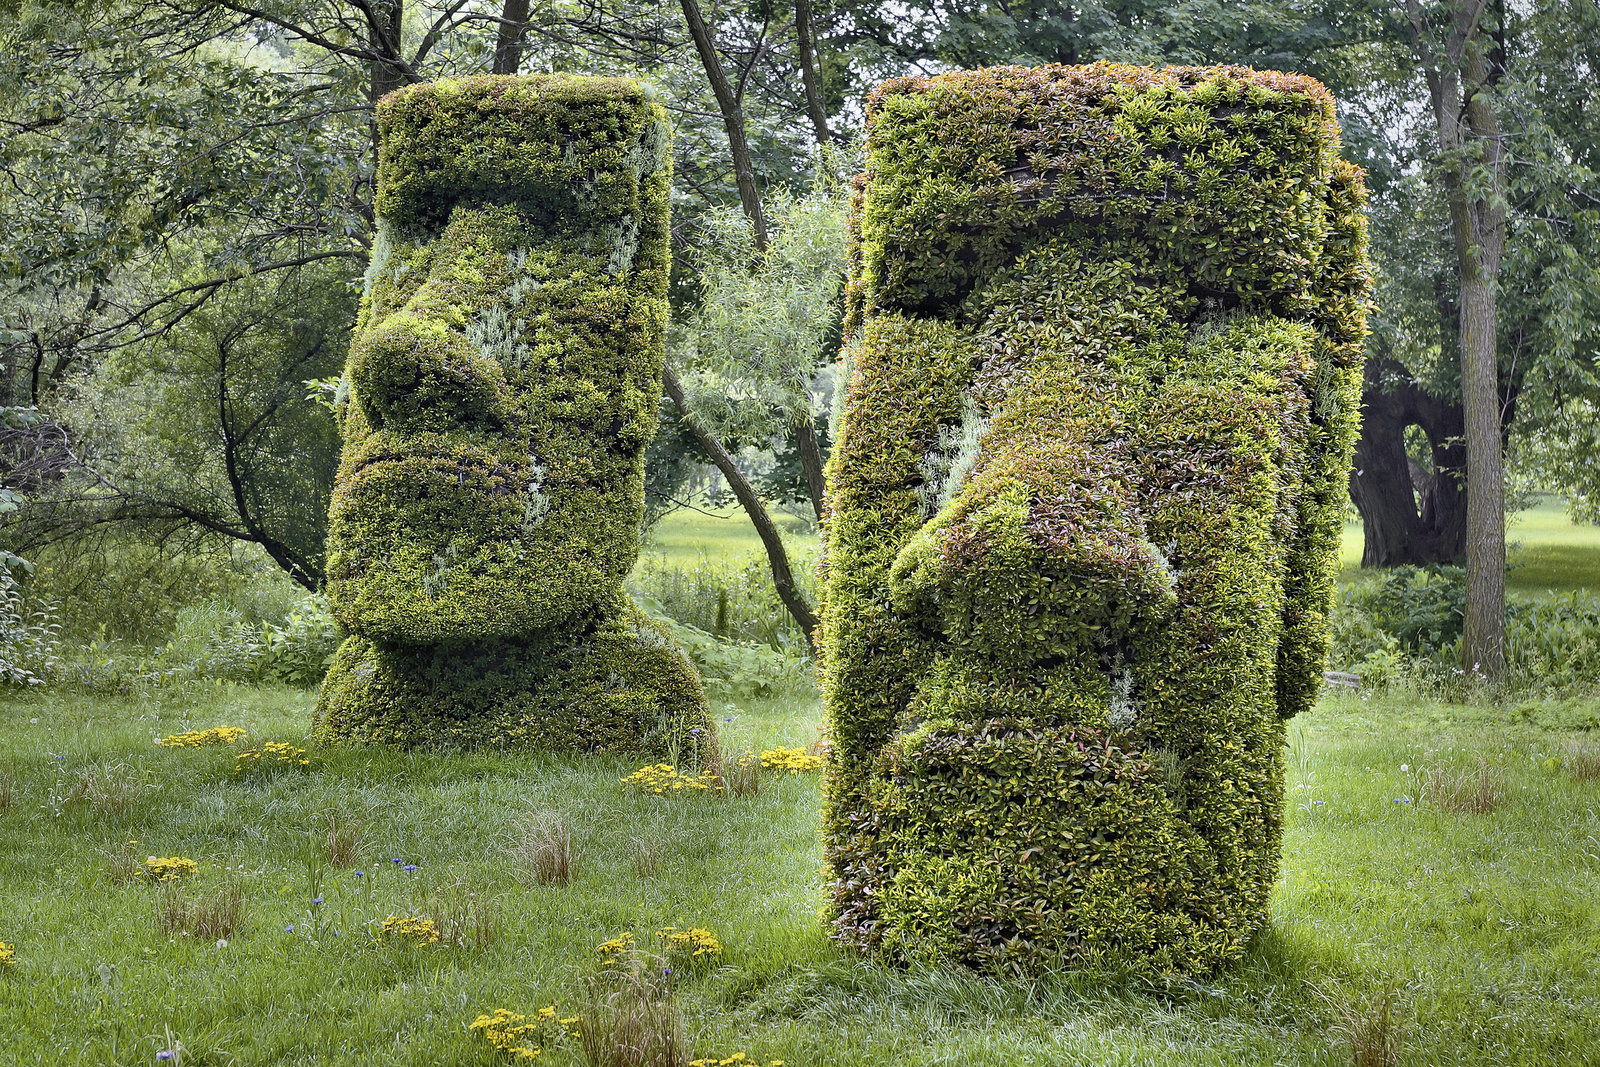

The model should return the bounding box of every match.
[157,726,246,748]
[0,770,12,813]
[471,1004,581,1061]
[379,915,441,945]
[1420,758,1504,814]
[622,764,721,795]
[513,811,574,887]
[233,741,311,774]
[143,856,197,882]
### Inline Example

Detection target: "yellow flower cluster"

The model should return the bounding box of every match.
[380,915,440,945]
[657,926,722,961]
[469,1003,579,1060]
[158,726,247,748]
[0,941,16,970]
[143,856,197,882]
[621,763,722,795]
[691,1055,784,1067]
[596,932,636,958]
[759,747,824,774]
[234,741,311,771]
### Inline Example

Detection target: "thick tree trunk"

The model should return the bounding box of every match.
[662,363,818,643]
[1349,359,1468,567]
[492,0,532,74]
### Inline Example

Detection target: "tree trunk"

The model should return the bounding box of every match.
[679,0,768,252]
[492,0,532,74]
[662,363,818,643]
[1349,358,1469,567]
[794,416,826,520]
[794,0,832,145]
[1408,0,1509,679]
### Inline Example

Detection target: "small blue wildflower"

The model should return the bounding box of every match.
[1393,797,1412,804]
[353,871,363,878]
[690,728,701,735]
[157,1052,175,1062]
[724,717,733,723]
[392,857,403,864]
[311,897,323,906]
[55,754,65,761]
[402,863,417,872]
[662,966,672,977]
[285,924,294,932]
[1313,800,1325,806]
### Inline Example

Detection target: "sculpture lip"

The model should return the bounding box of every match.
[347,449,522,484]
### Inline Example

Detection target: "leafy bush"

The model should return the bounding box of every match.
[1330,565,1600,695]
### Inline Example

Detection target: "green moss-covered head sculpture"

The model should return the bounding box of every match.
[820,64,1371,975]
[315,74,715,756]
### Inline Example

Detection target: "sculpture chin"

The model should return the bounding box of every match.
[325,453,596,645]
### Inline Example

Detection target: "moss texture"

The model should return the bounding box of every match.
[316,74,713,755]
[820,63,1371,975]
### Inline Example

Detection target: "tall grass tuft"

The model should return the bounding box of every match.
[423,882,500,950]
[0,770,11,813]
[628,836,659,878]
[1421,758,1504,814]
[324,812,362,868]
[513,813,574,887]
[723,753,759,798]
[156,881,246,940]
[578,961,688,1067]
[1321,984,1402,1067]
[70,759,144,817]
[1566,741,1600,783]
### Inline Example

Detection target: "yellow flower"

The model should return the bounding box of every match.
[596,932,636,958]
[657,926,722,961]
[759,747,824,774]
[158,726,246,748]
[621,763,722,795]
[0,941,16,969]
[142,856,197,882]
[380,915,440,945]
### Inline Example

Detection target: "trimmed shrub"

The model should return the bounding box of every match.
[819,63,1371,975]
[316,75,713,753]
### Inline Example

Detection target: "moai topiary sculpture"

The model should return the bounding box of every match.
[314,75,716,757]
[820,64,1372,975]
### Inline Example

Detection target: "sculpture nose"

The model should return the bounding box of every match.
[888,401,1177,667]
[347,310,511,435]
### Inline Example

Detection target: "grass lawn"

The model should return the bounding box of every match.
[3,682,1600,1066]
[642,507,814,565]
[1337,498,1600,595]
